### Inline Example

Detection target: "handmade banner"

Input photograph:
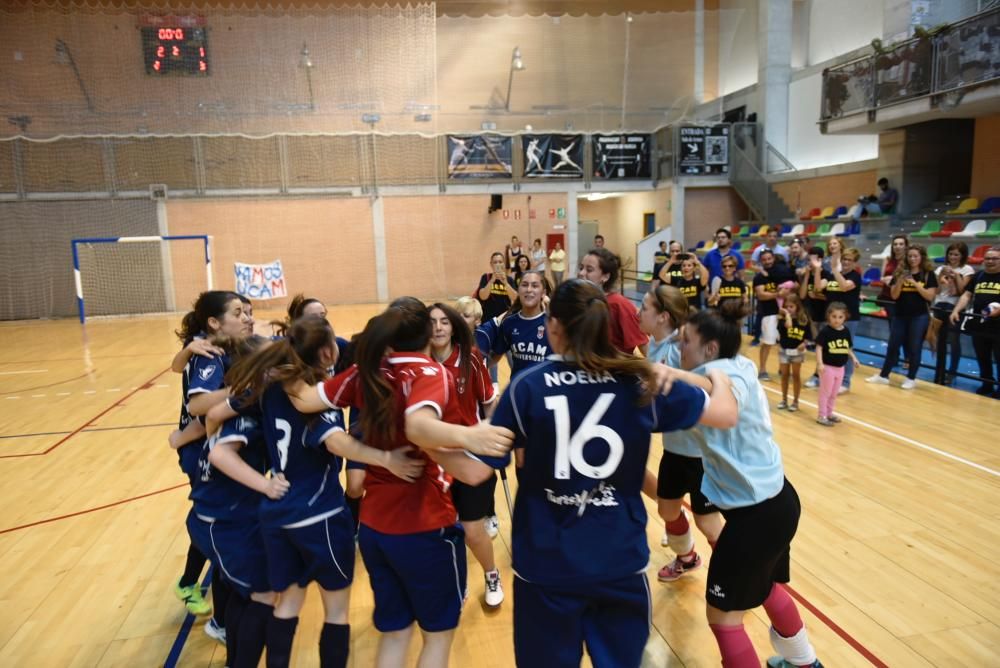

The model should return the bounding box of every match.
[592,134,651,179]
[447,135,513,179]
[234,259,287,300]
[522,134,584,178]
[678,125,730,175]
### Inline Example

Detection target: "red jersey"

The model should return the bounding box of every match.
[318,354,460,534]
[440,346,496,427]
[606,292,646,354]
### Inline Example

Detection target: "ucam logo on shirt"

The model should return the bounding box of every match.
[198,365,216,381]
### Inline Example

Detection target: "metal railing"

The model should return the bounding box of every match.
[820,6,1000,120]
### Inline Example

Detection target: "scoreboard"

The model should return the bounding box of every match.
[140,15,209,76]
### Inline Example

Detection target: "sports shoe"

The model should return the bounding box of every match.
[865,375,889,385]
[750,338,761,347]
[776,400,788,410]
[787,402,799,412]
[657,553,702,582]
[484,570,504,607]
[204,618,226,645]
[767,657,823,668]
[837,385,849,395]
[828,415,842,423]
[174,579,211,616]
[815,417,835,427]
[975,384,994,396]
[803,375,819,389]
[758,372,772,382]
[661,530,669,547]
[900,378,916,390]
[484,515,500,539]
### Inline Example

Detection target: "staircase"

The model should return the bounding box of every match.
[728,140,796,226]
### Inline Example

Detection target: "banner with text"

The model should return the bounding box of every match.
[447,135,513,179]
[678,125,730,175]
[592,134,651,179]
[522,134,584,178]
[234,259,287,300]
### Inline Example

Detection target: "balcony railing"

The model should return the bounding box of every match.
[820,7,999,120]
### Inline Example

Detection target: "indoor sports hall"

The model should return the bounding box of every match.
[1,1,998,667]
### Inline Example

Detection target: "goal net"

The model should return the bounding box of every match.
[72,235,212,323]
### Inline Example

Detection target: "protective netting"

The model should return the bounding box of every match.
[0,2,739,320]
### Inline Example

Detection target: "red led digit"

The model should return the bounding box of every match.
[172,45,180,57]
[176,28,184,40]
[153,60,161,71]
[199,60,207,71]
[157,46,165,58]
[199,47,205,57]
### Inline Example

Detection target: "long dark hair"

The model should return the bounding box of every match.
[686,299,750,360]
[505,269,552,318]
[586,247,624,293]
[226,316,335,405]
[431,302,475,392]
[549,279,654,402]
[176,290,241,345]
[273,293,325,337]
[355,297,431,446]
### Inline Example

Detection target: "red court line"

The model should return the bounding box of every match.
[679,501,888,667]
[0,483,188,535]
[0,367,171,459]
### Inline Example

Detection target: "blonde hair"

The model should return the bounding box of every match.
[842,248,860,262]
[454,296,483,321]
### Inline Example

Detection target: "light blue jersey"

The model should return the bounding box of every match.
[647,332,703,459]
[694,355,784,509]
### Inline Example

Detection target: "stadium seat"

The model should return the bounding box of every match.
[826,205,847,219]
[871,244,891,261]
[945,197,978,215]
[930,220,964,238]
[970,197,1000,214]
[749,224,761,236]
[812,207,835,220]
[969,244,991,265]
[692,240,706,251]
[978,220,1000,238]
[804,223,817,235]
[860,301,887,318]
[783,223,804,238]
[823,223,845,237]
[756,225,770,237]
[838,221,860,237]
[953,219,988,237]
[911,220,941,238]
[861,267,881,286]
[737,224,751,237]
[749,241,763,254]
[731,241,742,251]
[815,223,831,236]
[926,243,946,262]
[839,204,862,219]
[800,208,820,221]
[811,240,828,253]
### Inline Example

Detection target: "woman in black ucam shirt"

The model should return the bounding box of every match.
[949,245,1000,397]
[814,247,862,392]
[670,253,709,311]
[867,245,937,390]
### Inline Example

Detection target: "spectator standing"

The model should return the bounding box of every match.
[548,241,567,287]
[703,228,745,282]
[530,239,547,275]
[929,243,974,384]
[751,229,789,271]
[949,246,1000,397]
[477,252,518,321]
[506,236,524,275]
[651,241,669,289]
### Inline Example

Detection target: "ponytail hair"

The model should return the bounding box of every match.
[549,279,654,403]
[585,247,623,293]
[686,299,749,360]
[176,290,241,344]
[226,317,335,405]
[649,284,692,329]
[356,297,431,446]
[431,302,475,392]
[273,293,325,337]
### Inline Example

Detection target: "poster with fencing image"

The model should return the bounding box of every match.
[522,134,584,178]
[446,135,513,179]
[592,134,651,179]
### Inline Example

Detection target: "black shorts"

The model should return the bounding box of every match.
[706,479,800,612]
[450,472,497,522]
[656,451,715,515]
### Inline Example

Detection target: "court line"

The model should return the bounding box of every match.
[0,367,171,459]
[784,584,889,668]
[163,570,214,668]
[0,371,95,396]
[0,422,176,441]
[0,369,47,375]
[759,385,1000,477]
[0,482,187,535]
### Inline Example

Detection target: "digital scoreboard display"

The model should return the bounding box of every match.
[140,15,208,76]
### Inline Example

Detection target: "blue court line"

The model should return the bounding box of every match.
[0,422,175,441]
[164,568,214,668]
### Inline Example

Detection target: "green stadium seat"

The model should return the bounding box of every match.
[977,220,1000,238]
[911,220,941,238]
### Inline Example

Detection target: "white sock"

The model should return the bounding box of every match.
[769,625,817,666]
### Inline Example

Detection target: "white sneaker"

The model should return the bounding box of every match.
[804,375,820,389]
[837,385,849,395]
[900,378,916,390]
[865,375,889,385]
[484,515,499,539]
[204,618,226,645]
[484,569,504,607]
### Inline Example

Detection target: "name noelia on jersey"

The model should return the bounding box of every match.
[491,357,707,585]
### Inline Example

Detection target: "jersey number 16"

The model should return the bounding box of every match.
[544,393,623,480]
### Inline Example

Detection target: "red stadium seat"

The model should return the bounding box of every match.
[930,220,964,238]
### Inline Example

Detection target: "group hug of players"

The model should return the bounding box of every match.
[166,245,825,668]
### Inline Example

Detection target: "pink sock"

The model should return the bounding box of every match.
[665,513,690,536]
[710,623,759,668]
[762,584,804,638]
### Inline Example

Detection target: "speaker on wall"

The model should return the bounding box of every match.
[489,194,502,213]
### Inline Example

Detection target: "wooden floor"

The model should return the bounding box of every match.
[1,305,998,667]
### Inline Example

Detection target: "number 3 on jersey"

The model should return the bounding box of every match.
[274,418,291,470]
[544,393,623,480]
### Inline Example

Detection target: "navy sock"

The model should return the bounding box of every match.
[210,575,232,628]
[224,595,247,666]
[319,623,350,668]
[233,601,273,668]
[265,616,298,668]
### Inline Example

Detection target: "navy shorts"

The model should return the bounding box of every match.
[656,451,715,515]
[358,524,467,633]
[261,509,356,593]
[186,511,270,597]
[178,442,202,486]
[451,473,497,522]
[513,572,651,668]
[707,479,800,612]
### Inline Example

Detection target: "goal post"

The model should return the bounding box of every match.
[71,235,213,324]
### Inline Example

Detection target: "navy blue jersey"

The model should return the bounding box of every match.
[474,317,500,360]
[492,311,550,376]
[232,384,347,529]
[491,358,707,585]
[190,413,269,521]
[177,350,230,475]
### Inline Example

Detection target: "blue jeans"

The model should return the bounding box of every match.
[880,313,929,380]
[843,319,859,387]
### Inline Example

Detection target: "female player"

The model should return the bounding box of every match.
[289,298,514,668]
[867,244,938,389]
[207,316,424,668]
[707,255,748,309]
[579,247,647,355]
[492,270,551,377]
[670,254,709,310]
[815,303,860,426]
[669,301,825,668]
[776,294,810,412]
[429,303,504,606]
[490,279,738,668]
[638,284,724,582]
[174,291,251,633]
